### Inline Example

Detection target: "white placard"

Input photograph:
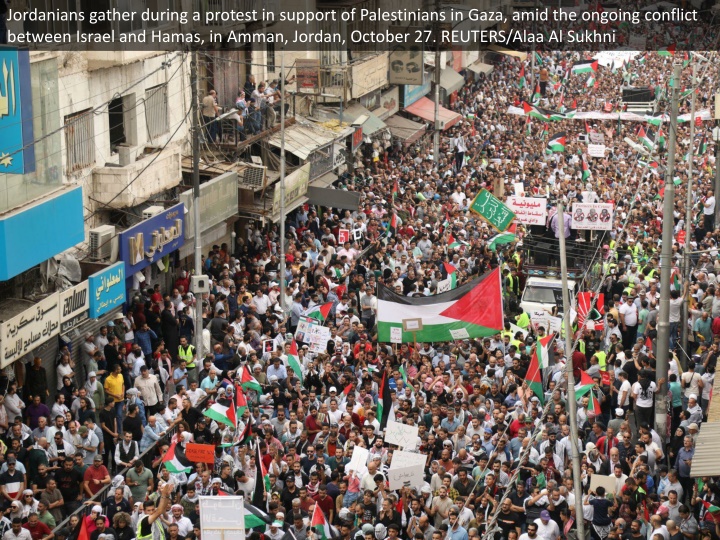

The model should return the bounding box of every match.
[449,328,470,340]
[199,496,246,540]
[571,203,614,231]
[589,474,619,496]
[506,196,547,226]
[295,317,332,353]
[530,310,551,332]
[588,132,605,145]
[509,323,528,338]
[388,464,426,490]
[513,182,525,195]
[384,421,419,450]
[436,278,452,294]
[392,450,427,469]
[548,316,562,336]
[347,446,369,474]
[1,292,61,368]
[390,327,403,344]
[587,144,606,158]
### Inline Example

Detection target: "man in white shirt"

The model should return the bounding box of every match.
[534,510,560,540]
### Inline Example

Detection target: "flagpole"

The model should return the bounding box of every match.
[558,203,585,540]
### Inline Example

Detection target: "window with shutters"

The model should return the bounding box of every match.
[145,84,169,140]
[64,109,95,173]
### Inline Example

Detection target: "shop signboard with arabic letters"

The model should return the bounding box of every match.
[119,204,185,275]
[59,282,89,333]
[506,197,547,226]
[1,293,61,368]
[571,203,614,231]
[88,263,126,319]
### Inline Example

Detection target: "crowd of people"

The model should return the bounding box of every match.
[3,33,720,540]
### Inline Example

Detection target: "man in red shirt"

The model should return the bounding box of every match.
[22,513,52,540]
[312,484,335,523]
[83,455,111,497]
[305,406,322,443]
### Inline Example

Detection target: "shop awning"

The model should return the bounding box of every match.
[440,68,465,94]
[487,45,528,61]
[312,172,338,188]
[335,103,387,136]
[403,97,462,131]
[385,115,426,145]
[691,422,720,476]
[469,61,494,75]
[267,123,338,161]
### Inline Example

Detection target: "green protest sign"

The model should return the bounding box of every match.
[469,189,516,232]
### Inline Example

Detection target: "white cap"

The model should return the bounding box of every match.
[689,394,697,400]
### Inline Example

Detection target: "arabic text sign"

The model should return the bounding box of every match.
[469,189,516,232]
[587,144,606,158]
[59,282,89,334]
[0,48,35,174]
[384,421,419,450]
[294,316,331,354]
[388,464,425,490]
[571,203,614,231]
[119,203,185,275]
[530,310,551,332]
[199,496,245,540]
[392,450,427,469]
[88,262,126,319]
[1,293,61,368]
[506,196,547,226]
[347,445,369,474]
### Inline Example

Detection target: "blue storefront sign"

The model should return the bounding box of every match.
[401,73,431,108]
[0,48,36,174]
[0,187,84,281]
[118,203,185,276]
[88,262,126,319]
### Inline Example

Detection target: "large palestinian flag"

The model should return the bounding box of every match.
[377,267,503,343]
[577,292,605,331]
[162,441,192,474]
[571,60,598,74]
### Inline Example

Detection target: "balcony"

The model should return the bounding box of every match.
[92,145,182,209]
[85,50,167,71]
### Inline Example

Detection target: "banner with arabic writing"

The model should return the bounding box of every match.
[469,189,515,232]
[506,196,548,226]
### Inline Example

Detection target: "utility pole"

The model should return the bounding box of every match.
[279,48,287,313]
[191,49,204,364]
[558,203,585,540]
[433,0,441,162]
[656,62,681,437]
[681,63,698,358]
[714,92,720,226]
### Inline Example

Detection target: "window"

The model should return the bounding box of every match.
[65,109,96,173]
[266,43,276,73]
[145,84,169,140]
[108,97,126,152]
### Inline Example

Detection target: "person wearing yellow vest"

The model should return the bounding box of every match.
[137,482,173,540]
[178,337,197,384]
[516,311,530,329]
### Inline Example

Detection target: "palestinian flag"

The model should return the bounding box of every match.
[575,370,596,399]
[535,333,555,369]
[518,65,526,89]
[444,262,458,289]
[387,212,397,236]
[637,52,647,64]
[577,292,605,331]
[392,177,399,200]
[640,159,660,170]
[162,441,192,474]
[398,364,409,386]
[658,128,666,149]
[638,126,655,150]
[523,101,550,121]
[377,267,503,343]
[287,340,304,384]
[535,52,543,65]
[488,232,517,252]
[252,438,270,508]
[311,505,338,540]
[658,44,676,57]
[525,116,532,136]
[448,233,468,250]
[588,394,602,416]
[572,60,598,74]
[563,108,577,119]
[203,401,237,429]
[644,114,667,126]
[305,302,333,322]
[525,348,544,404]
[244,501,272,528]
[698,134,708,155]
[586,75,596,88]
[701,501,720,521]
[585,120,593,134]
[549,110,566,121]
[377,369,395,431]
[532,84,542,104]
[541,123,549,139]
[241,365,263,393]
[547,131,566,152]
[582,155,591,181]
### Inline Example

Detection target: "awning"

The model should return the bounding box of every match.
[307,187,361,210]
[312,172,338,188]
[691,422,720,476]
[335,103,387,136]
[487,45,528,61]
[403,97,462,131]
[469,61,494,75]
[267,123,338,160]
[440,68,465,94]
[385,115,426,145]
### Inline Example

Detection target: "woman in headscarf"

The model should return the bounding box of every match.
[83,504,109,534]
[667,425,686,466]
[85,372,105,421]
[19,489,38,519]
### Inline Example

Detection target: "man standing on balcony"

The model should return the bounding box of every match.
[201,90,219,144]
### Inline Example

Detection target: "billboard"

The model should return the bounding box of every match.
[119,204,185,275]
[0,48,35,174]
[571,203,614,230]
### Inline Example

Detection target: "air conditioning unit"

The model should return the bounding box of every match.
[89,225,116,260]
[142,205,165,220]
[238,164,267,189]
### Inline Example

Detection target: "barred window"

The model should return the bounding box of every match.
[145,84,169,140]
[64,109,95,173]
